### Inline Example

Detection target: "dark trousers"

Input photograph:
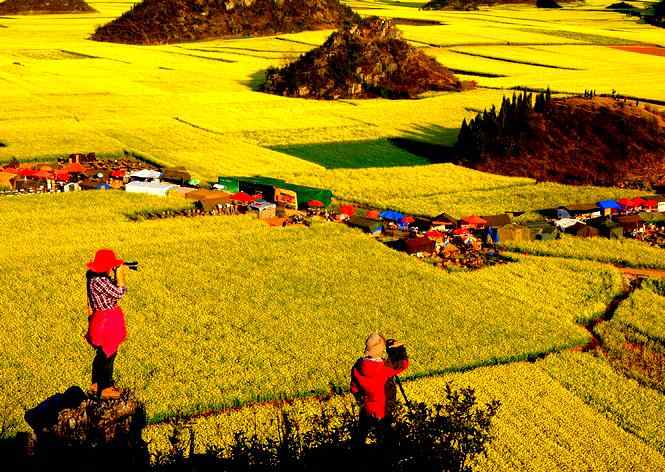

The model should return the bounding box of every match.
[92,348,116,391]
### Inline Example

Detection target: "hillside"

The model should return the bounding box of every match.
[91,0,357,45]
[457,93,665,189]
[262,17,472,99]
[0,0,95,14]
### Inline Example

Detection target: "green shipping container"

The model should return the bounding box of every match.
[217,177,240,193]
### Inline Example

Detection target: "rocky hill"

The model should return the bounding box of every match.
[456,92,665,189]
[262,17,473,100]
[0,0,95,14]
[92,0,357,45]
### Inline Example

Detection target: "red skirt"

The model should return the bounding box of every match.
[86,306,127,357]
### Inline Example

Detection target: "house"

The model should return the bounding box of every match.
[615,214,643,233]
[597,200,622,216]
[561,203,599,217]
[274,188,298,209]
[249,200,277,220]
[460,215,488,229]
[431,213,458,230]
[347,216,383,235]
[125,181,176,197]
[481,213,512,228]
[404,237,436,255]
[196,193,232,212]
[575,225,600,238]
[161,167,191,185]
[497,224,533,242]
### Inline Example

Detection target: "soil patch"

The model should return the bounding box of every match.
[262,17,473,100]
[609,45,665,57]
[457,93,665,189]
[0,0,95,14]
[91,0,357,45]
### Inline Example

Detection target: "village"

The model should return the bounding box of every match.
[2,153,664,271]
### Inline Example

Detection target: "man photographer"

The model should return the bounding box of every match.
[350,334,409,446]
[85,249,131,400]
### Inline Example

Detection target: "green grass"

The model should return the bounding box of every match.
[271,139,433,169]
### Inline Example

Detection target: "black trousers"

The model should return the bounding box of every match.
[92,348,116,391]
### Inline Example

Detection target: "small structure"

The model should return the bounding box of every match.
[497,224,533,242]
[597,199,622,216]
[161,167,191,185]
[274,188,298,209]
[217,177,240,193]
[129,169,162,181]
[380,210,404,222]
[249,200,277,220]
[125,181,176,197]
[482,213,512,228]
[431,212,458,230]
[576,225,600,238]
[615,214,643,233]
[196,192,232,212]
[460,215,487,229]
[405,236,436,255]
[347,215,383,235]
[561,203,599,217]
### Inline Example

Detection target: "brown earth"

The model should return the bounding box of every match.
[262,17,473,100]
[0,0,95,14]
[609,45,665,57]
[91,0,357,45]
[464,97,665,189]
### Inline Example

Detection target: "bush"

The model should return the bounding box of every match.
[156,383,500,472]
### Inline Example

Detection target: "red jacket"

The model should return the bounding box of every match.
[350,357,409,419]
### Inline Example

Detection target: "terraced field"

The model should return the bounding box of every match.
[1,0,664,469]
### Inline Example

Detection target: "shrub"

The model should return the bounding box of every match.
[156,383,500,472]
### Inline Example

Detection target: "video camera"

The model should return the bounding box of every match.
[386,338,408,363]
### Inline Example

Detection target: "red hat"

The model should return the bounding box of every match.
[86,249,124,273]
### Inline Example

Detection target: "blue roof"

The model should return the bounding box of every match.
[597,200,622,210]
[380,210,404,221]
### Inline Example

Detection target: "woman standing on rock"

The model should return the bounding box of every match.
[85,249,129,400]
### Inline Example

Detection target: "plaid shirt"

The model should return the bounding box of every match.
[88,276,126,311]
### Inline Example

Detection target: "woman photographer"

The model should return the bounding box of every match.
[85,249,129,400]
[350,333,409,446]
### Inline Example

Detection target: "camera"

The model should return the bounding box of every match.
[123,261,139,271]
[386,339,408,363]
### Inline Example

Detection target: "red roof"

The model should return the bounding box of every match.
[33,170,53,179]
[461,215,487,225]
[425,230,444,239]
[54,171,70,181]
[340,205,356,217]
[643,199,658,209]
[63,163,88,173]
[307,200,324,208]
[452,228,468,235]
[18,168,37,177]
[231,191,256,203]
[111,170,126,178]
[401,215,415,224]
[618,198,636,208]
[366,210,380,219]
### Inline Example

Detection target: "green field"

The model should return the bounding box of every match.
[1,0,664,468]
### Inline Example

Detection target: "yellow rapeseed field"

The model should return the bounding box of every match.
[1,1,665,469]
[0,192,623,433]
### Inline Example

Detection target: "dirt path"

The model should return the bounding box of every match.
[619,267,665,279]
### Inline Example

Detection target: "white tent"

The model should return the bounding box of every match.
[555,218,582,230]
[129,169,162,180]
[125,181,176,197]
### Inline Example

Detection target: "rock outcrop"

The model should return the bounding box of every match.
[91,0,357,45]
[22,387,147,469]
[0,0,95,14]
[456,93,665,189]
[262,17,473,100]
